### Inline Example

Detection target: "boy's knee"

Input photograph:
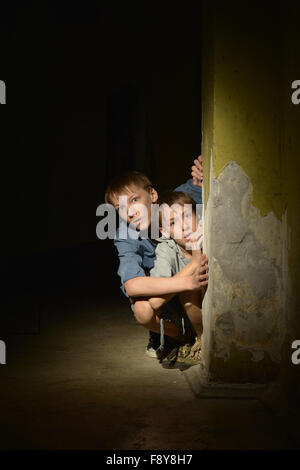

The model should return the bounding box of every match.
[179,290,202,308]
[133,300,155,326]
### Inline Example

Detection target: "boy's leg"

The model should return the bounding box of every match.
[130,297,180,358]
[133,298,185,341]
[146,331,161,358]
[159,290,204,366]
[178,289,203,342]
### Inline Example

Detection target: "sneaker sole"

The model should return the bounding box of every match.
[145,347,159,358]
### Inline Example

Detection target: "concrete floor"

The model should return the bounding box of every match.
[0,287,297,450]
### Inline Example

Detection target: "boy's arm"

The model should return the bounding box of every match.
[147,260,199,310]
[148,252,208,310]
[114,237,147,299]
[114,236,202,298]
[124,273,200,298]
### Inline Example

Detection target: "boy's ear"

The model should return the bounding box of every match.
[150,188,158,203]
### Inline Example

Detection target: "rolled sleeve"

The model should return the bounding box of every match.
[114,238,146,297]
[150,243,174,278]
[174,178,202,204]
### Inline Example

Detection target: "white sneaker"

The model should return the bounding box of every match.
[145,346,158,358]
[145,331,161,358]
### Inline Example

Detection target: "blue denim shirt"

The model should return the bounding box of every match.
[113,178,202,297]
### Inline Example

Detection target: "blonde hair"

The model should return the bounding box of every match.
[105,171,153,205]
[157,190,196,225]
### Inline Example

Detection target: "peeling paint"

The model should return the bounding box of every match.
[198,0,300,403]
[201,159,287,382]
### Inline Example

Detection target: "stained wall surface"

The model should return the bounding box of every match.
[201,0,300,399]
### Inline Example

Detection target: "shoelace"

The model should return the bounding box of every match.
[158,316,186,351]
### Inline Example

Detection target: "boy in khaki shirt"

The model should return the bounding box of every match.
[148,190,205,365]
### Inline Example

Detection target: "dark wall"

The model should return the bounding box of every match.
[1,4,203,331]
[3,3,202,257]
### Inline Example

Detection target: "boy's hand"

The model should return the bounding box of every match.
[186,218,203,253]
[193,253,208,271]
[191,155,203,187]
[187,263,209,291]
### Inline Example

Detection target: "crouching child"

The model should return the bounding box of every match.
[148,190,208,366]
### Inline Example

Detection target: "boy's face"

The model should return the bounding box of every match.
[111,184,158,231]
[160,204,198,250]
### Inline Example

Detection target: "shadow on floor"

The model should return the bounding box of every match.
[0,243,298,449]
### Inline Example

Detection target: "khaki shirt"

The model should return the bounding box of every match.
[150,238,191,278]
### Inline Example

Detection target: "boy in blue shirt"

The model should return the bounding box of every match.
[104,156,209,357]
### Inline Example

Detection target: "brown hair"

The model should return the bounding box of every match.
[104,171,153,205]
[157,190,196,225]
